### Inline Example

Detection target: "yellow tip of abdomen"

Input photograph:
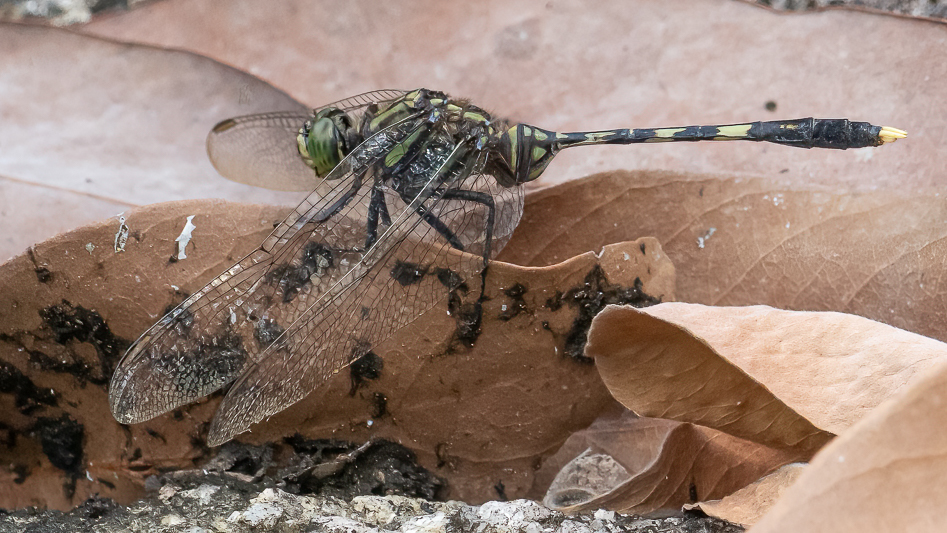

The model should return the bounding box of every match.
[879,126,908,143]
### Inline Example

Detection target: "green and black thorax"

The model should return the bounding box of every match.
[297,89,498,187]
[294,88,562,190]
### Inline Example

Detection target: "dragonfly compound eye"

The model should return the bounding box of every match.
[494,124,562,186]
[297,108,361,178]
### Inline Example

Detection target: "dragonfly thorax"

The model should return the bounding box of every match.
[297,108,362,177]
[492,123,562,186]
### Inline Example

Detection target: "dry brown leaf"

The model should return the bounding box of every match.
[750,359,947,533]
[0,22,306,260]
[0,199,673,509]
[587,303,947,455]
[79,0,934,195]
[501,171,947,344]
[537,411,802,517]
[685,462,806,527]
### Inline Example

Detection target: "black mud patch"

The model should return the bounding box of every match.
[34,267,52,283]
[370,392,388,418]
[442,269,482,352]
[497,283,528,321]
[0,360,58,415]
[12,463,30,484]
[433,267,466,292]
[349,351,383,395]
[195,332,247,391]
[494,480,508,501]
[36,300,130,385]
[27,249,52,284]
[28,348,105,388]
[269,241,335,302]
[561,265,661,363]
[151,331,247,395]
[447,299,482,351]
[253,318,284,347]
[391,261,427,287]
[33,415,84,477]
[279,437,444,500]
[544,291,563,312]
[145,428,167,444]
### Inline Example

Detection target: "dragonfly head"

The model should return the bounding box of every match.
[493,124,561,186]
[297,108,362,177]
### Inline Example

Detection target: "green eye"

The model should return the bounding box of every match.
[307,116,343,176]
[296,108,360,178]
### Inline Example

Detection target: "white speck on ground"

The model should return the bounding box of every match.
[175,215,197,259]
[697,227,717,249]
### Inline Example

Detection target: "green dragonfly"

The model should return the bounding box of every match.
[109,88,905,445]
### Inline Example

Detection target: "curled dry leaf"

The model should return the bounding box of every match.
[587,302,947,455]
[0,22,306,261]
[537,411,802,517]
[684,462,806,527]
[501,171,947,345]
[0,199,674,509]
[751,359,947,533]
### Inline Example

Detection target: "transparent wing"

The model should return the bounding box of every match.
[206,160,525,445]
[110,109,427,424]
[206,89,409,191]
[324,89,410,112]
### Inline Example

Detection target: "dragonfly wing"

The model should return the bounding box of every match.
[206,166,512,444]
[206,90,411,191]
[325,89,409,112]
[110,111,428,424]
[207,111,320,192]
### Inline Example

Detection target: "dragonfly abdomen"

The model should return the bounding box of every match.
[555,118,905,150]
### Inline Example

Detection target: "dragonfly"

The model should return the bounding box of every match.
[108,88,906,445]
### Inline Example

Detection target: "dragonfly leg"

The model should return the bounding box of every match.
[438,188,496,315]
[432,188,496,349]
[438,189,496,263]
[312,173,364,224]
[365,184,392,249]
[415,202,466,251]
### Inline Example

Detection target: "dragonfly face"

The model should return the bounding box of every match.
[112,88,904,446]
[297,108,362,178]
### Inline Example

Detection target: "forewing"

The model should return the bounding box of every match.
[206,163,516,444]
[206,90,409,191]
[324,89,409,112]
[110,110,427,424]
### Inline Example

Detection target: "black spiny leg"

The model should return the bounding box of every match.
[313,174,363,224]
[436,189,496,261]
[413,188,497,256]
[431,188,496,348]
[415,202,466,251]
[365,184,392,249]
